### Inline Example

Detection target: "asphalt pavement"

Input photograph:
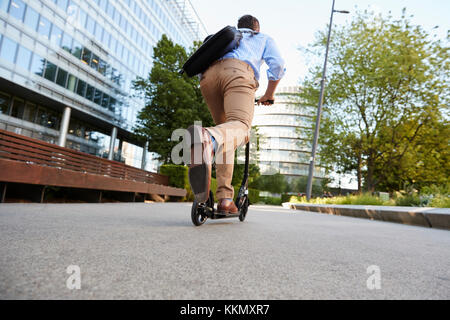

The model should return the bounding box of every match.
[0,202,449,299]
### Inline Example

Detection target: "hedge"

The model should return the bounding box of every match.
[233,185,260,204]
[259,196,282,205]
[159,164,218,202]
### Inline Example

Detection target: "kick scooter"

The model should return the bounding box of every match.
[190,99,273,226]
[190,140,250,226]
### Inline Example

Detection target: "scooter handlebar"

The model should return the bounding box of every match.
[255,98,275,105]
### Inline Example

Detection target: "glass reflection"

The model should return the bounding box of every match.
[0,36,17,63]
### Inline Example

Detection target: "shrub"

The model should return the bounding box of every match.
[281,193,292,203]
[430,195,450,208]
[348,194,386,205]
[233,186,260,204]
[395,194,421,207]
[259,196,282,205]
[288,193,392,206]
[159,164,188,189]
[159,164,193,201]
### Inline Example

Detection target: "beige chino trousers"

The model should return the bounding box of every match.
[200,58,259,200]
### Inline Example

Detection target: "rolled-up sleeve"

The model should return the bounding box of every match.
[263,37,286,81]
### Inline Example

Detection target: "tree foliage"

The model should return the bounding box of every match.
[300,9,449,192]
[133,35,214,163]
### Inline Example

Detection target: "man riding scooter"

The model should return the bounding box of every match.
[187,14,285,214]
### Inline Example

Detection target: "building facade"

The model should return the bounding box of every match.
[0,0,206,171]
[252,86,327,182]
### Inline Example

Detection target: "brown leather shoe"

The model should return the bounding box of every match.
[187,125,214,203]
[217,198,238,214]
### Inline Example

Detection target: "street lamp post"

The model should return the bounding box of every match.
[306,0,349,200]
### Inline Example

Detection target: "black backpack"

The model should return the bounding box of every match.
[180,26,243,77]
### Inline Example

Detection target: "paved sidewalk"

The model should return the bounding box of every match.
[1,203,450,299]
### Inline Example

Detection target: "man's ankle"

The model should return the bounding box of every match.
[208,131,218,154]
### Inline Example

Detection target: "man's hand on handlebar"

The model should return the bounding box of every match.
[256,95,275,106]
[256,79,280,105]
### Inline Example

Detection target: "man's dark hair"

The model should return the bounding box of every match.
[237,15,259,31]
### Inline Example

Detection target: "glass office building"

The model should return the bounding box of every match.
[252,86,327,182]
[0,0,206,171]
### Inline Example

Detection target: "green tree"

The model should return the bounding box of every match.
[300,9,449,192]
[251,172,288,194]
[133,35,213,163]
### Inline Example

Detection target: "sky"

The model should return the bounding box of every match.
[189,0,449,189]
[190,0,449,94]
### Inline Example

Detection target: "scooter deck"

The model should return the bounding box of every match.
[203,207,239,219]
[210,212,240,219]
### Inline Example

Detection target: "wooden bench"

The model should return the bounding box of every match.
[0,129,186,202]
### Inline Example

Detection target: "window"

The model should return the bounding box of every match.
[67,0,77,14]
[0,0,9,13]
[8,0,25,21]
[68,119,83,137]
[109,35,116,52]
[61,32,72,53]
[95,23,103,41]
[66,74,76,92]
[98,59,107,75]
[56,0,68,11]
[108,97,116,112]
[78,8,87,28]
[16,45,32,70]
[123,47,128,62]
[102,30,110,46]
[37,107,60,129]
[81,47,91,65]
[113,9,120,26]
[116,42,123,57]
[11,98,25,119]
[119,15,126,31]
[0,92,10,114]
[0,36,17,63]
[99,0,107,12]
[93,88,102,105]
[44,60,57,82]
[90,54,99,70]
[106,3,114,20]
[76,79,86,96]
[30,53,45,76]
[23,102,36,122]
[55,67,68,87]
[23,5,39,31]
[85,84,94,100]
[86,15,95,35]
[101,93,109,108]
[50,24,63,46]
[72,39,82,58]
[37,15,51,38]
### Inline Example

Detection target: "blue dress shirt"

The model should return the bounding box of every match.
[222,28,286,81]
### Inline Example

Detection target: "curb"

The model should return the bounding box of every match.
[284,203,450,230]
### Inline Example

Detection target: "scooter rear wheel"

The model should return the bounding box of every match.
[191,201,207,226]
[191,190,214,226]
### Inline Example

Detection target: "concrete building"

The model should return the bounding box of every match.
[0,0,206,171]
[252,86,327,183]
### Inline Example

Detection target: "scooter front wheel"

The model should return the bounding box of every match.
[239,196,249,222]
